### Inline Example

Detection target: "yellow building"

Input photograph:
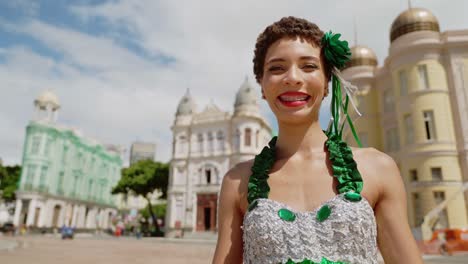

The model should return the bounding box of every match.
[342,7,468,239]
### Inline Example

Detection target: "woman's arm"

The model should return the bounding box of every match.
[212,167,244,264]
[374,152,423,263]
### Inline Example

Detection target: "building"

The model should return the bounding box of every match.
[165,78,272,237]
[342,7,468,238]
[13,90,123,230]
[129,142,156,165]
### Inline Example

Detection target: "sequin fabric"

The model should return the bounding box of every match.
[242,193,378,264]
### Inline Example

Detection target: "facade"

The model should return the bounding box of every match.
[129,142,156,165]
[13,90,123,230]
[165,78,272,237]
[342,7,468,239]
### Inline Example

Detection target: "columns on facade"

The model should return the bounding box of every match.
[26,199,36,226]
[13,199,23,227]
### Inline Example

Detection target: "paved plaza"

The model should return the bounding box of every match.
[1,235,468,263]
[0,235,215,264]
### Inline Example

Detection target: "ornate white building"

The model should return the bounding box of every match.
[165,78,272,236]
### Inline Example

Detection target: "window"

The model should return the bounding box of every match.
[433,191,448,228]
[410,169,418,182]
[205,169,211,184]
[43,137,50,156]
[216,131,224,151]
[418,64,430,89]
[244,128,252,147]
[423,111,436,140]
[30,135,41,155]
[399,70,408,96]
[39,166,48,186]
[197,134,204,153]
[404,114,414,144]
[383,89,395,113]
[88,179,94,198]
[207,132,214,153]
[234,129,241,151]
[256,130,260,148]
[27,164,37,185]
[57,172,64,193]
[62,147,68,164]
[385,127,400,152]
[431,167,443,181]
[177,135,186,154]
[412,193,423,225]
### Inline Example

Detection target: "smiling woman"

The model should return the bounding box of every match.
[212,16,423,264]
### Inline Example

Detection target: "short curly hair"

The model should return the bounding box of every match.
[253,16,331,84]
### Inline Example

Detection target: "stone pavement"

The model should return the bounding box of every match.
[1,235,467,263]
[0,235,215,264]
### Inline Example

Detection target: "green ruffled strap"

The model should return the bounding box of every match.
[247,136,277,211]
[325,132,363,198]
[285,257,347,264]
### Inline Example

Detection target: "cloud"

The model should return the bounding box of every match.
[1,0,467,166]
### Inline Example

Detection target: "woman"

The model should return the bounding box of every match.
[212,16,423,264]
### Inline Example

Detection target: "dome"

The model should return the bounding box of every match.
[34,89,60,110]
[234,77,258,108]
[390,8,440,42]
[176,89,197,116]
[344,45,378,69]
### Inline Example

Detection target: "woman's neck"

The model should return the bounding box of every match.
[275,121,328,160]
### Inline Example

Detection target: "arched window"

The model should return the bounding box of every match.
[244,128,252,147]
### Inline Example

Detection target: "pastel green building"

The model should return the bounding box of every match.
[13,90,123,230]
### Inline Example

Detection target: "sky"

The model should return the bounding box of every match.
[1,0,467,166]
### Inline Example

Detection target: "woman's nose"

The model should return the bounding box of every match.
[283,66,303,87]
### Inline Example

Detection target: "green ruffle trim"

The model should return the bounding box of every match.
[247,136,277,211]
[247,130,363,211]
[285,257,347,264]
[325,132,363,196]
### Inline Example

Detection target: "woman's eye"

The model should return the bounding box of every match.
[268,66,284,72]
[303,64,318,70]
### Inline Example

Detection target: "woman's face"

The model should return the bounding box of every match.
[260,37,327,125]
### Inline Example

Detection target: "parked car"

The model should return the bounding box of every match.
[60,225,74,239]
[0,222,15,235]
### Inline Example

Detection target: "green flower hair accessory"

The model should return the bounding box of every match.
[321,31,351,70]
[322,31,362,147]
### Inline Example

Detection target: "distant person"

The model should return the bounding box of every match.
[212,16,423,263]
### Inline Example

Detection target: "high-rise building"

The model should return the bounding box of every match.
[13,90,123,230]
[342,7,468,239]
[129,142,156,165]
[165,78,272,237]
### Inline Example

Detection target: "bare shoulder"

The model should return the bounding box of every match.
[221,159,254,210]
[352,147,398,171]
[223,159,254,185]
[351,147,401,205]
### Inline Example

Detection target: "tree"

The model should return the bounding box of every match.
[0,165,21,202]
[111,160,169,236]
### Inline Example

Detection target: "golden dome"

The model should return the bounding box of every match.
[343,45,378,69]
[390,8,440,42]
